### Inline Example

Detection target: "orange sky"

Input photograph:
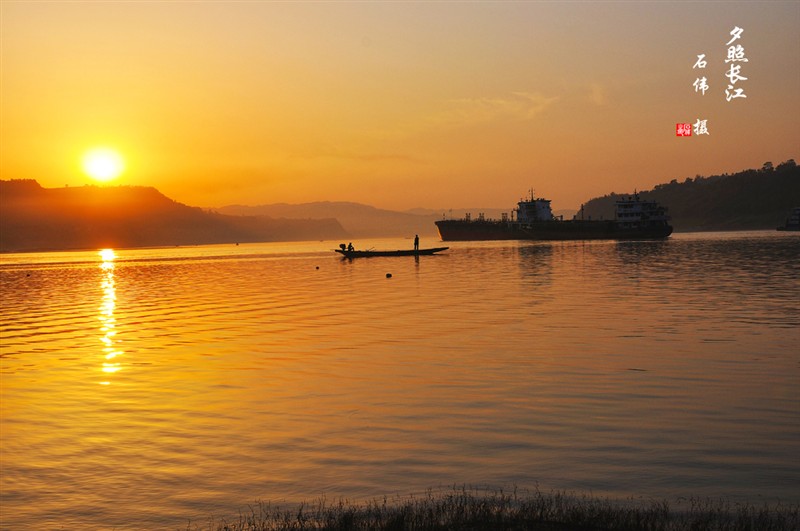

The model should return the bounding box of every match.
[2,1,798,211]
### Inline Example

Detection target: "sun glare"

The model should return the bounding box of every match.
[99,249,116,262]
[83,148,124,182]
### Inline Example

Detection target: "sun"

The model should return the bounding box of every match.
[82,147,125,182]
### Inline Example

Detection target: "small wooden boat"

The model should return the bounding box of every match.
[335,247,449,258]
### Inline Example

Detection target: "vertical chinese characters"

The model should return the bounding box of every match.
[693,54,709,95]
[725,26,748,101]
[685,53,710,136]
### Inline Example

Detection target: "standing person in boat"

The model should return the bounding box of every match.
[347,242,354,252]
[413,234,419,251]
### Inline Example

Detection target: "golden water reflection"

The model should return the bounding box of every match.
[99,249,122,384]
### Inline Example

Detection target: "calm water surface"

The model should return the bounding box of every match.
[1,232,798,529]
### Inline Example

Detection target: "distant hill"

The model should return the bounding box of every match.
[582,160,800,231]
[0,180,347,252]
[216,202,442,238]
[218,203,578,238]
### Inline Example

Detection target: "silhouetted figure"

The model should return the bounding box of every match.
[414,234,419,251]
[347,242,354,251]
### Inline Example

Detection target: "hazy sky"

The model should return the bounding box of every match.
[2,1,798,211]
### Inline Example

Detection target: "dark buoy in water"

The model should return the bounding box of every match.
[316,266,319,270]
[386,273,392,278]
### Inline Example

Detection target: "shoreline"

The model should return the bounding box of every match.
[186,487,800,531]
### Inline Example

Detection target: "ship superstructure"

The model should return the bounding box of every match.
[777,207,800,231]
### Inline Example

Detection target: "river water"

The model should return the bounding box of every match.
[1,231,798,529]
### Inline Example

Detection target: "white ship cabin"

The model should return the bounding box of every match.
[615,194,670,227]
[516,194,554,222]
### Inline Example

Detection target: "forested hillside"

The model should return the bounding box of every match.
[582,160,799,231]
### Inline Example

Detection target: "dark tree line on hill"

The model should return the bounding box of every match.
[582,159,799,231]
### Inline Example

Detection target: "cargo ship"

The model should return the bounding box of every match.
[435,191,673,241]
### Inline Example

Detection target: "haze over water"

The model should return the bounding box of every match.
[1,231,798,529]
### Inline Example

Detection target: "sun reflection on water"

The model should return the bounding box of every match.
[98,249,122,384]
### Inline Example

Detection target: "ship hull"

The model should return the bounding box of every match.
[436,219,673,241]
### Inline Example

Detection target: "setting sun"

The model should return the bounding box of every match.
[82,148,124,182]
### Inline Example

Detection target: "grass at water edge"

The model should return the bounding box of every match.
[186,486,800,531]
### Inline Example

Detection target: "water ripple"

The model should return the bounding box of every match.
[1,233,798,529]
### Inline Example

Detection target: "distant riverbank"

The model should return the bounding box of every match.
[189,487,799,530]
